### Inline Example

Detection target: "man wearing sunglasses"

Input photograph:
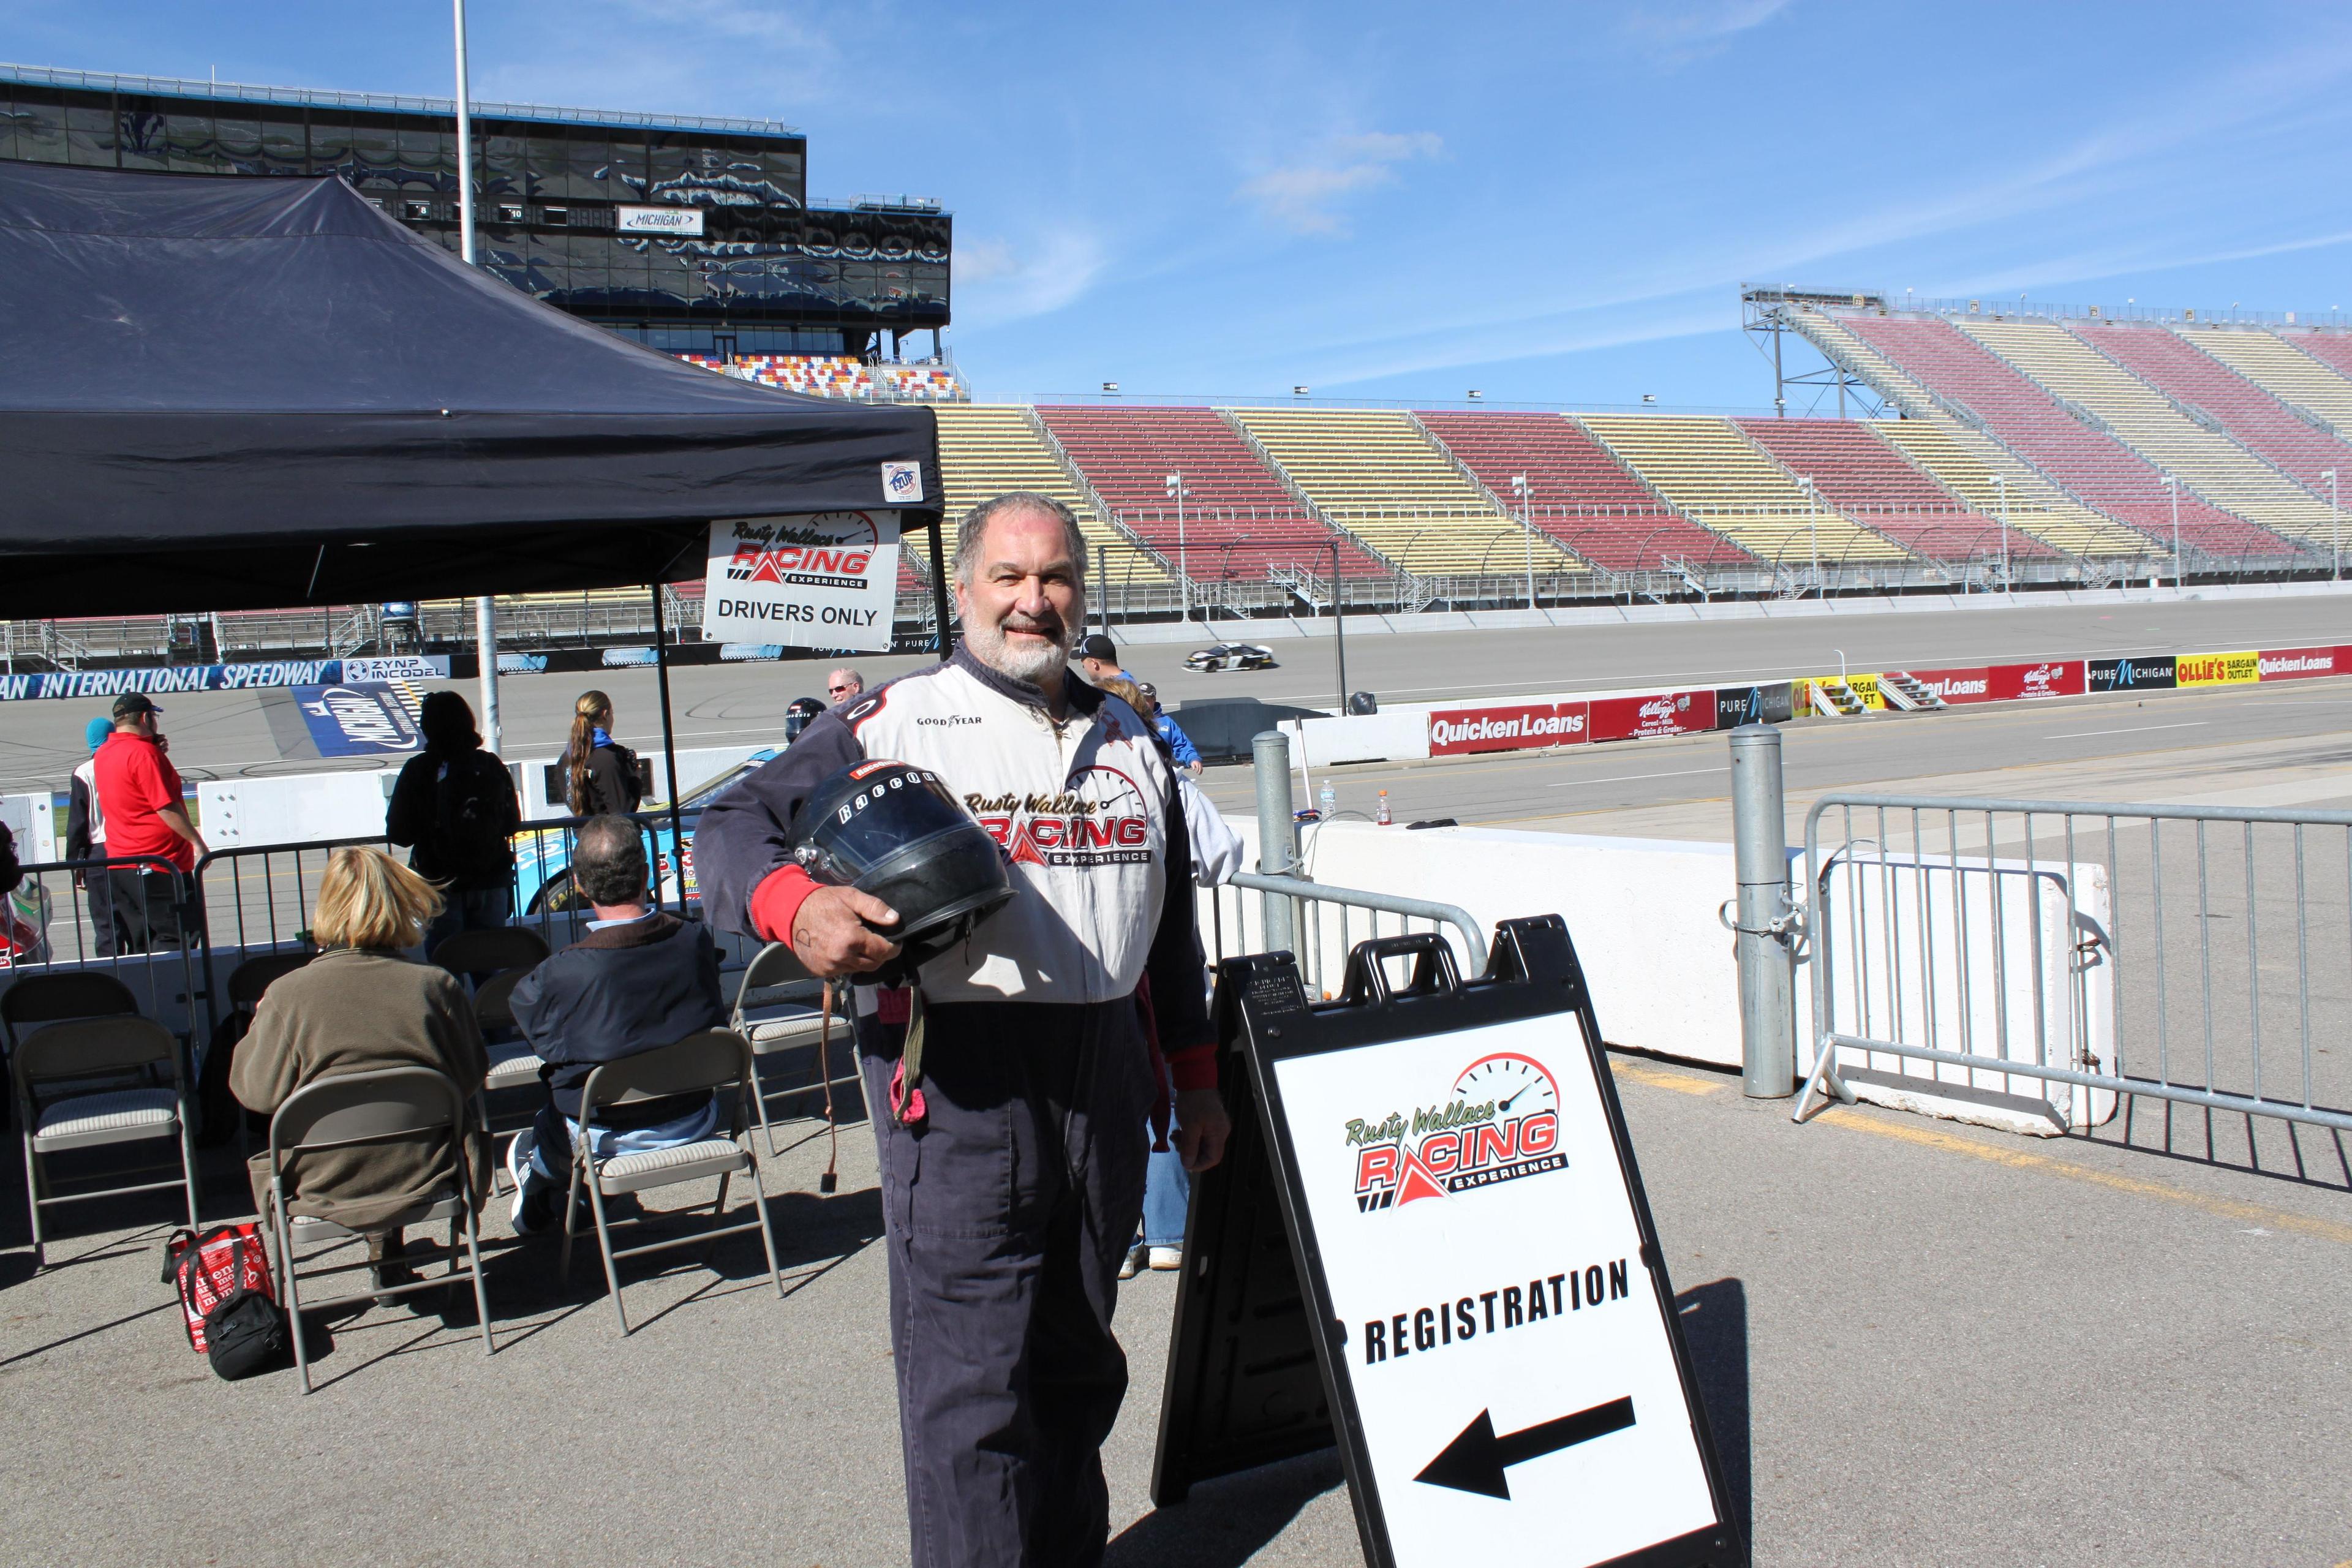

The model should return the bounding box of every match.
[825,667,864,704]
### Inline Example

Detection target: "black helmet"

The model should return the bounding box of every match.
[784,696,827,741]
[792,760,1014,984]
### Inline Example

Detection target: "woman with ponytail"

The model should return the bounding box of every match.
[562,690,644,818]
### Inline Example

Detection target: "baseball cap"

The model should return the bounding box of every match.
[1076,633,1117,662]
[1136,681,1159,701]
[110,693,160,719]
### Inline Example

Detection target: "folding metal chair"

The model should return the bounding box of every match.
[728,941,848,1163]
[13,1016,199,1269]
[430,927,549,986]
[2,970,140,1057]
[557,1028,784,1335]
[438,928,550,1146]
[264,1065,496,1394]
[226,949,314,1014]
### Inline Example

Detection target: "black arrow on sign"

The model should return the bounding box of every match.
[1414,1396,1635,1499]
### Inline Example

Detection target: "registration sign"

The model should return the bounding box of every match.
[1155,919,1741,1568]
[701,511,901,653]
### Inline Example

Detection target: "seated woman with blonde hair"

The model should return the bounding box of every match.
[232,846,489,1304]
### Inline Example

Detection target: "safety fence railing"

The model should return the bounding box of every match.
[2,855,205,1028]
[1203,870,1487,1003]
[1795,793,2352,1148]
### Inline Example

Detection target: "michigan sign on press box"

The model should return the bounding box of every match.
[701,511,902,652]
[1156,919,1741,1568]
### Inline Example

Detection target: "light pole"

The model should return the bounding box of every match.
[1795,476,1820,596]
[2160,473,2182,589]
[451,0,500,754]
[1989,472,2009,589]
[1164,472,1191,627]
[2323,469,2341,581]
[1510,474,1535,610]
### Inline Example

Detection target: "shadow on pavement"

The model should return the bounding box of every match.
[1675,1276,1751,1544]
[1104,1447,1346,1568]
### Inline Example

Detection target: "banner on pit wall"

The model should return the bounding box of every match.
[1984,660,2086,701]
[1586,690,1716,743]
[1428,701,1589,756]
[1896,666,1992,704]
[2257,646,2340,680]
[2175,650,2261,687]
[1806,673,1883,710]
[702,511,901,654]
[0,656,449,702]
[2087,655,2177,692]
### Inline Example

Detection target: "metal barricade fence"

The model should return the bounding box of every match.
[1796,793,2352,1144]
[1203,869,1486,1001]
[2,855,205,1041]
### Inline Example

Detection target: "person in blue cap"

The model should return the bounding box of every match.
[66,714,127,955]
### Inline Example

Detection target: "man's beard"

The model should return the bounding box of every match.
[964,600,1080,684]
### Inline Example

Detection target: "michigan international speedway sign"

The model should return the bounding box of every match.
[0,655,448,703]
[702,510,902,654]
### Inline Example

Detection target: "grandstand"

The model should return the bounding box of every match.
[1837,314,2297,561]
[1223,407,1591,588]
[930,404,1174,604]
[1577,415,1912,572]
[1414,413,1755,571]
[1962,318,2339,546]
[1034,407,1387,608]
[1735,417,2041,564]
[2180,328,2352,445]
[681,353,967,402]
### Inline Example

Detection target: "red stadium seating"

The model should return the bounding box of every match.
[2070,323,2352,503]
[1844,316,2297,559]
[1413,412,1756,569]
[1735,418,2051,561]
[1035,405,1387,579]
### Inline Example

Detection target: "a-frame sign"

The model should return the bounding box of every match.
[1153,916,1744,1568]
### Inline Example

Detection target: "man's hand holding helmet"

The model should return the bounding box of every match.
[790,885,903,978]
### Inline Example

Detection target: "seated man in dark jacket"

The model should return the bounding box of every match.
[504,816,728,1234]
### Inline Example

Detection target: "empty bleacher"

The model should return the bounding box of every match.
[1414,412,1755,570]
[2182,328,2352,443]
[1576,415,1912,568]
[1035,406,1385,587]
[1966,318,2336,546]
[1223,408,1590,581]
[1736,417,2043,564]
[1793,312,2158,561]
[1842,315,2296,560]
[930,404,1171,592]
[2071,323,2351,506]
[2286,329,2352,387]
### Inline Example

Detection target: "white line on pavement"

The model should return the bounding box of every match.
[1547,766,1729,788]
[2045,722,2208,739]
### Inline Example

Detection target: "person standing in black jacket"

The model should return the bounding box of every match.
[562,689,644,818]
[386,692,521,957]
[502,815,726,1235]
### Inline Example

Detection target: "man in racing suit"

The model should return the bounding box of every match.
[696,492,1230,1568]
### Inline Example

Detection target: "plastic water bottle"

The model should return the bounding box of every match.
[1375,790,1393,826]
[1319,781,1337,821]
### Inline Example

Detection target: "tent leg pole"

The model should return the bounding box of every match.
[650,583,688,918]
[928,517,952,662]
[475,595,500,755]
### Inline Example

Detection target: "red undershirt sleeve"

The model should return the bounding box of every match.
[749,864,821,949]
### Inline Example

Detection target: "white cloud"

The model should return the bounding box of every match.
[954,227,1109,327]
[1237,131,1442,236]
[1619,0,1792,61]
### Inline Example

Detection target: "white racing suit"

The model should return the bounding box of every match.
[696,644,1213,1568]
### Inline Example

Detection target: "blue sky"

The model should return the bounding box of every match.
[9,0,2352,411]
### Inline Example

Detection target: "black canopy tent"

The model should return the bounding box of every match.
[0,160,948,619]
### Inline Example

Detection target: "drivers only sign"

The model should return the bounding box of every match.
[701,511,902,653]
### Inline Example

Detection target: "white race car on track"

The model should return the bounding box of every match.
[1183,643,1276,672]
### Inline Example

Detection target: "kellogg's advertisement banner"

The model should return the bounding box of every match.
[1586,690,1716,743]
[1983,660,2086,701]
[703,511,901,652]
[1427,701,1589,756]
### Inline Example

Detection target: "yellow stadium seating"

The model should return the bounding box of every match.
[2179,328,2352,439]
[1575,415,1911,567]
[932,405,1170,589]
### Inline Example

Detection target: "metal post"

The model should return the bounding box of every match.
[2324,469,2340,581]
[1991,472,2008,589]
[1252,729,1298,957]
[927,516,952,660]
[453,0,499,753]
[1512,473,1534,611]
[1729,724,1796,1097]
[2163,473,2182,587]
[649,585,688,916]
[1330,538,1347,709]
[1167,473,1189,629]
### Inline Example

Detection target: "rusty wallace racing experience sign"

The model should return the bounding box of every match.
[1154,918,1741,1568]
[701,511,902,653]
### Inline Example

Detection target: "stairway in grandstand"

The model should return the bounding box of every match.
[1413,413,1755,570]
[1223,408,1591,583]
[1790,312,2157,562]
[2071,323,2352,508]
[1735,417,2040,565]
[1576,415,1911,571]
[1962,318,2339,548]
[1033,407,1386,592]
[2179,328,2352,449]
[1840,314,2297,560]
[930,405,1171,591]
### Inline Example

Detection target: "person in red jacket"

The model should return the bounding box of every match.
[91,693,206,951]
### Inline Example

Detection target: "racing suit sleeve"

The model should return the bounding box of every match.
[1147,769,1217,1088]
[690,709,869,943]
